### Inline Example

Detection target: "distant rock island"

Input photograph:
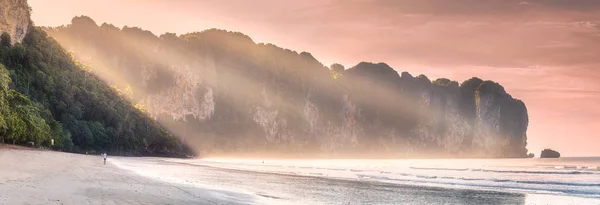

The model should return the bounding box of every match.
[528,153,535,158]
[540,149,560,158]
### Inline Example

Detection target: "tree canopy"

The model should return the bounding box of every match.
[0,28,183,156]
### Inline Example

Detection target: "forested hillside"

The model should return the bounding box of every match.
[0,28,183,156]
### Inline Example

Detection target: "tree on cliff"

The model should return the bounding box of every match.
[1,32,10,47]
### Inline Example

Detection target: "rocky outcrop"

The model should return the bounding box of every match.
[0,0,30,44]
[44,16,530,158]
[474,81,529,157]
[540,149,560,158]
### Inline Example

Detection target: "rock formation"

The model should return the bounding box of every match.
[43,16,530,158]
[0,0,30,44]
[540,149,560,158]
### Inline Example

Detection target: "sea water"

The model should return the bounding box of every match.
[113,157,600,204]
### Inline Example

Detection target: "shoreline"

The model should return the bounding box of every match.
[113,157,528,205]
[162,158,600,198]
[115,157,600,205]
[7,144,592,160]
[2,147,598,204]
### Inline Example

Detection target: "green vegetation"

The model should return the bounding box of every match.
[1,32,11,47]
[0,29,182,156]
[329,63,345,79]
[0,63,52,146]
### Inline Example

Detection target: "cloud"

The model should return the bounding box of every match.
[337,0,600,15]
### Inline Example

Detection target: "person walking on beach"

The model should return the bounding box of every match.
[103,152,107,165]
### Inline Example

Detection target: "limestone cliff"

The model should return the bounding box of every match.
[44,16,530,158]
[0,0,30,44]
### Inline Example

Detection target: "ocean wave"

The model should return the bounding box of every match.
[357,172,600,188]
[544,165,600,171]
[411,166,596,175]
[355,174,600,197]
[474,169,595,175]
[276,171,297,175]
[357,174,411,182]
[458,177,485,181]
[409,167,469,171]
[553,165,578,169]
[514,180,600,187]
[559,166,599,170]
[416,175,437,179]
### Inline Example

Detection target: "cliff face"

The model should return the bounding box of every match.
[474,82,529,157]
[0,0,30,44]
[44,16,529,157]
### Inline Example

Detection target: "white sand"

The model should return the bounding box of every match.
[0,146,253,205]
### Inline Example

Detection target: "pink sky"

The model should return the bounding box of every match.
[28,0,600,156]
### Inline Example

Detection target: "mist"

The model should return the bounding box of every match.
[43,16,528,158]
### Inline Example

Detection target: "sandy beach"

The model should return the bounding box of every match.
[2,146,598,205]
[0,146,254,205]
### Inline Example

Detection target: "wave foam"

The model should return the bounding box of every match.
[410,167,469,171]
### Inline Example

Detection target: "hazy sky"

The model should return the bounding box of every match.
[29,0,600,156]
